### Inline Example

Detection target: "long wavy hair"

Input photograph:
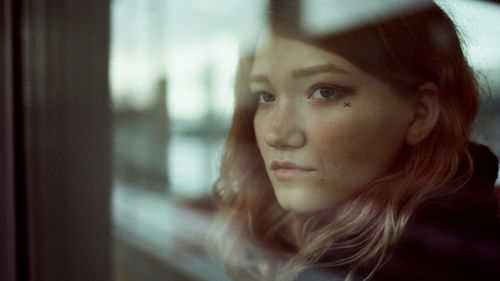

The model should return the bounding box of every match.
[211,2,479,280]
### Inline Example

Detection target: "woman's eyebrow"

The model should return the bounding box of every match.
[249,74,270,84]
[249,63,350,84]
[291,63,351,79]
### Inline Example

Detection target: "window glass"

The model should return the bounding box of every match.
[110,1,500,280]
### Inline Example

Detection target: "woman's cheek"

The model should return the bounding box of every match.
[315,110,385,181]
[253,111,270,148]
[312,111,364,156]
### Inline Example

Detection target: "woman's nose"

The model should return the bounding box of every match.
[263,103,306,149]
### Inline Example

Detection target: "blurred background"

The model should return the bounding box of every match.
[110,0,500,280]
[110,1,264,280]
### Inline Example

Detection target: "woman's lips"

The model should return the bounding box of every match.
[270,161,315,180]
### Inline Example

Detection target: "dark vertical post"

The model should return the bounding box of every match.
[17,0,112,280]
[0,0,17,280]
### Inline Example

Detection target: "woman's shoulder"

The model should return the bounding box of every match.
[375,142,500,281]
[377,206,500,281]
[412,142,498,221]
[379,207,500,281]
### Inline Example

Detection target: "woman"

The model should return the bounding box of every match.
[211,1,500,280]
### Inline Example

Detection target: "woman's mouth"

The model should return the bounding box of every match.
[270,161,315,180]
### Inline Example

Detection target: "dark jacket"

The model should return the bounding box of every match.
[297,143,500,281]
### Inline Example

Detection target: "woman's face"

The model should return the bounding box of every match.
[251,32,414,213]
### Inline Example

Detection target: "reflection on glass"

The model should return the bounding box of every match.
[110,0,500,280]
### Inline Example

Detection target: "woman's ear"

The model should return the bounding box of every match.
[405,82,441,146]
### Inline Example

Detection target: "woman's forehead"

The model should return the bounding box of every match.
[251,32,362,77]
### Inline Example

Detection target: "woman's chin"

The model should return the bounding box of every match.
[274,188,346,214]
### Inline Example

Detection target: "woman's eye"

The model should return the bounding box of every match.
[310,86,338,100]
[258,92,275,104]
